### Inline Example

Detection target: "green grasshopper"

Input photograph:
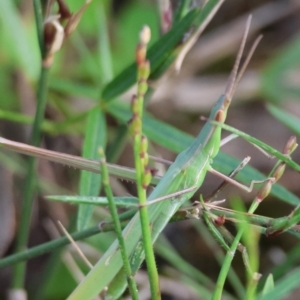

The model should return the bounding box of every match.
[66,17,265,299]
[0,17,264,299]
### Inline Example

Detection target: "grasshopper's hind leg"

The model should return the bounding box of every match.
[206,156,251,202]
[208,165,275,193]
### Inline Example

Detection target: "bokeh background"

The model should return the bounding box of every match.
[1,0,300,299]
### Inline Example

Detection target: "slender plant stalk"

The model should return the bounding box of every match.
[99,148,139,299]
[12,0,49,288]
[0,222,123,269]
[193,222,245,299]
[12,0,93,285]
[212,192,270,300]
[134,137,160,299]
[32,0,45,56]
[12,65,50,288]
[209,120,300,172]
[130,26,161,299]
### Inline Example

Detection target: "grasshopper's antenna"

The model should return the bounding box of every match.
[225,15,252,100]
[233,34,263,93]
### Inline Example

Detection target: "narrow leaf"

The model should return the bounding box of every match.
[267,104,300,136]
[261,274,274,295]
[77,107,106,230]
[258,267,300,300]
[101,8,199,101]
[47,195,138,207]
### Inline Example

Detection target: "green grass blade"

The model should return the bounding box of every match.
[0,109,86,135]
[96,2,114,84]
[47,195,138,207]
[49,79,98,100]
[260,35,300,103]
[258,244,300,291]
[0,224,118,269]
[261,274,274,295]
[267,104,300,136]
[192,221,245,299]
[70,33,102,83]
[99,148,139,299]
[0,0,39,80]
[209,120,300,172]
[102,0,224,102]
[107,101,191,152]
[101,8,199,101]
[156,235,213,287]
[258,267,300,300]
[77,107,106,230]
[173,0,192,24]
[13,64,50,288]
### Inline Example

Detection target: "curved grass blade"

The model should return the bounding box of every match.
[49,78,99,100]
[261,35,300,103]
[101,8,199,101]
[173,0,192,24]
[261,274,274,295]
[0,108,87,135]
[267,104,300,136]
[258,267,300,300]
[209,120,300,172]
[102,0,224,102]
[258,244,300,291]
[0,224,119,270]
[0,0,39,80]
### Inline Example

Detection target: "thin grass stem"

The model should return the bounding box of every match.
[99,148,139,299]
[32,0,45,57]
[0,222,122,269]
[12,64,50,288]
[12,0,49,288]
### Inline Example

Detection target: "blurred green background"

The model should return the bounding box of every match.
[1,0,300,299]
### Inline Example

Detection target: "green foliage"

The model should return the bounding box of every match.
[1,0,300,299]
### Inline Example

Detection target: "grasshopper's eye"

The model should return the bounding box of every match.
[215,110,225,123]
